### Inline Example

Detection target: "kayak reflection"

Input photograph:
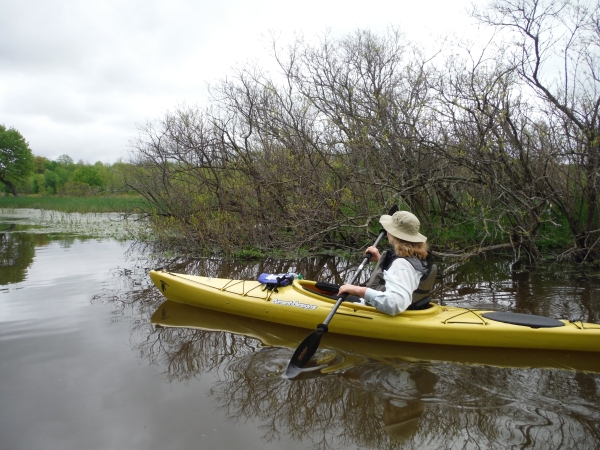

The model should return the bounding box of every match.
[146,301,600,449]
[151,300,600,374]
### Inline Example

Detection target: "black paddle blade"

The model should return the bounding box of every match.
[285,324,328,378]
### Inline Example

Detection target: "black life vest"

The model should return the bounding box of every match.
[364,249,438,305]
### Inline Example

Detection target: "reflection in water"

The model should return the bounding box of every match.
[151,300,600,374]
[341,365,437,444]
[0,227,38,285]
[382,400,423,443]
[0,225,92,286]
[210,350,433,450]
[136,317,600,449]
[441,257,600,323]
[95,252,600,450]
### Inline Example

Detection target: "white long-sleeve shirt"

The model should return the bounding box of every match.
[363,258,422,315]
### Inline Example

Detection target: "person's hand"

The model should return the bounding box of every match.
[338,284,367,298]
[365,246,381,262]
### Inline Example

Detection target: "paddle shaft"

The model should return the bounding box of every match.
[320,229,386,326]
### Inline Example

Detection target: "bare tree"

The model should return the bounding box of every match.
[125,16,600,263]
[472,0,600,260]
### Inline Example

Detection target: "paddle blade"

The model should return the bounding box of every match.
[285,324,328,378]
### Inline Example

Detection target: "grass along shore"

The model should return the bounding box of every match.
[0,195,143,213]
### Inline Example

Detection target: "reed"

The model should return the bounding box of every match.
[0,195,143,213]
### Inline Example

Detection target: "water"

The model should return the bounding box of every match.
[1,210,599,449]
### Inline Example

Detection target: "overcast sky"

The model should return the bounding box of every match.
[1,0,483,164]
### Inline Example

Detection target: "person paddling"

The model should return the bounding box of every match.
[337,210,436,315]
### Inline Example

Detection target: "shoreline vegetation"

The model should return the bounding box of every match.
[1,195,598,276]
[124,4,600,267]
[0,195,142,214]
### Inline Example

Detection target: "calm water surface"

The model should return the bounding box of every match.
[1,212,599,450]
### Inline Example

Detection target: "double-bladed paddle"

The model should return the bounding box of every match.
[285,205,398,378]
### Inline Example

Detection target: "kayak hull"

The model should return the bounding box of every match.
[151,300,600,374]
[149,270,600,352]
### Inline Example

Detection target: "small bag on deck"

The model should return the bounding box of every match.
[258,272,302,292]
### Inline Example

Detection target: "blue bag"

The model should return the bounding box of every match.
[258,272,302,292]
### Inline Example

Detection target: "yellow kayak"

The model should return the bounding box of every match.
[149,270,600,353]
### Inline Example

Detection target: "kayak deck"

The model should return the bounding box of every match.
[149,270,600,353]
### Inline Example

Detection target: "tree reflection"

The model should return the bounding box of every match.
[133,314,600,450]
[96,251,600,449]
[0,223,92,287]
[0,227,38,285]
[160,253,366,286]
[141,323,433,450]
[211,352,422,450]
[441,255,600,323]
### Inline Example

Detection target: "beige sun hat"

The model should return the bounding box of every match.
[379,211,427,243]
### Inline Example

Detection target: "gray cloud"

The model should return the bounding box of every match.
[0,0,479,163]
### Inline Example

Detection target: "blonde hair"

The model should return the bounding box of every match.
[388,234,429,260]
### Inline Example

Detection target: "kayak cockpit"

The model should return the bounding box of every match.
[293,279,441,316]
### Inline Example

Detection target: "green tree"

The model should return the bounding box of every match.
[0,125,34,196]
[33,155,48,174]
[43,169,60,194]
[32,174,46,194]
[71,165,103,188]
[56,154,74,166]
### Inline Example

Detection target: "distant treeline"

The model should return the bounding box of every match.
[126,0,600,263]
[5,154,135,197]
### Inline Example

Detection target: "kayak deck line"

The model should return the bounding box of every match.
[149,270,600,352]
[569,320,600,330]
[442,309,488,325]
[165,271,273,300]
[219,279,266,298]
